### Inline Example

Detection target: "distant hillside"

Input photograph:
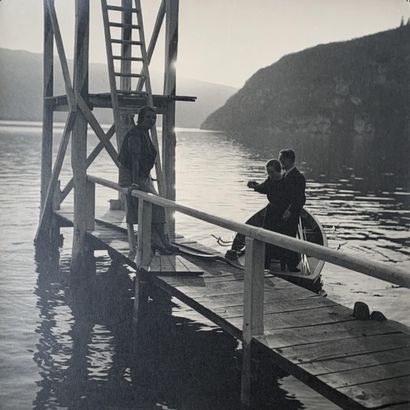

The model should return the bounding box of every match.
[0,48,237,128]
[201,26,410,181]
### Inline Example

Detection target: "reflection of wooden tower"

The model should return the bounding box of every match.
[36,0,195,271]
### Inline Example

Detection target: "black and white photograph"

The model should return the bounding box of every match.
[1,1,410,409]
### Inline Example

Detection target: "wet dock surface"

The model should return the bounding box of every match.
[55,207,410,409]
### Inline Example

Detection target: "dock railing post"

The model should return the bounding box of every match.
[134,198,152,320]
[241,237,265,406]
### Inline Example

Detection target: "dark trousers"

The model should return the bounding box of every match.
[263,208,282,268]
[278,217,300,268]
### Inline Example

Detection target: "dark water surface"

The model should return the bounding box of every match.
[0,121,409,409]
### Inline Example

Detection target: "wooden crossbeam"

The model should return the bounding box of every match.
[35,110,76,241]
[46,0,75,110]
[60,124,116,201]
[76,96,120,167]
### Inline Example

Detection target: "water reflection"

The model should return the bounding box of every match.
[32,247,312,409]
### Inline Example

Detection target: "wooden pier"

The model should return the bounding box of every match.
[52,179,410,410]
[36,2,410,408]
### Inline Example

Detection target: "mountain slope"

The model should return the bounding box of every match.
[201,26,410,180]
[0,48,237,128]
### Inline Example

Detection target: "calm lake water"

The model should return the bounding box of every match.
[0,120,409,409]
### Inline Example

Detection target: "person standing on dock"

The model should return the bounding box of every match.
[278,148,306,272]
[118,106,176,254]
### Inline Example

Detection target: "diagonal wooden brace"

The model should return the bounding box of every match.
[77,96,120,167]
[60,124,116,201]
[35,110,77,241]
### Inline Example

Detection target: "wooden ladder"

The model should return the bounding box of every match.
[101,0,167,259]
[100,0,165,194]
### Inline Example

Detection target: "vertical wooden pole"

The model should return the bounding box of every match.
[41,0,54,224]
[134,198,152,321]
[84,181,95,232]
[50,180,62,254]
[241,237,265,406]
[136,199,152,268]
[162,0,179,237]
[71,0,90,273]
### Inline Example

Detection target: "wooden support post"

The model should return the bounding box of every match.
[52,180,62,211]
[125,190,137,259]
[71,0,90,274]
[136,199,152,268]
[41,0,54,217]
[85,180,95,232]
[50,180,62,252]
[162,0,179,237]
[241,237,265,406]
[134,198,152,320]
[35,110,76,242]
[127,221,137,259]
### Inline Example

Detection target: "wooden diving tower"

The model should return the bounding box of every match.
[36,0,195,271]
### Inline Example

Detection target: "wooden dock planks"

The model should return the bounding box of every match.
[53,208,410,409]
[147,254,203,275]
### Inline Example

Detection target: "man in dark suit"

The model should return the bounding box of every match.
[278,149,306,272]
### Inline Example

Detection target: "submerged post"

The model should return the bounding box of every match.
[71,0,90,273]
[162,0,179,237]
[40,0,54,227]
[241,237,265,406]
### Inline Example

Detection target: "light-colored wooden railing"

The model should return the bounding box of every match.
[87,174,410,286]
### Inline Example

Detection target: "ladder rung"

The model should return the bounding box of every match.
[113,55,144,62]
[111,39,142,46]
[106,5,140,12]
[109,22,141,29]
[114,72,144,78]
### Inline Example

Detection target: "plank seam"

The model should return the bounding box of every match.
[300,342,409,365]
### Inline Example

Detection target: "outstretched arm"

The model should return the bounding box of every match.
[247,178,268,194]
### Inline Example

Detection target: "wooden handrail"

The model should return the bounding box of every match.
[87,174,410,288]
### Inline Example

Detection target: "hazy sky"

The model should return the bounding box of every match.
[1,0,410,87]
